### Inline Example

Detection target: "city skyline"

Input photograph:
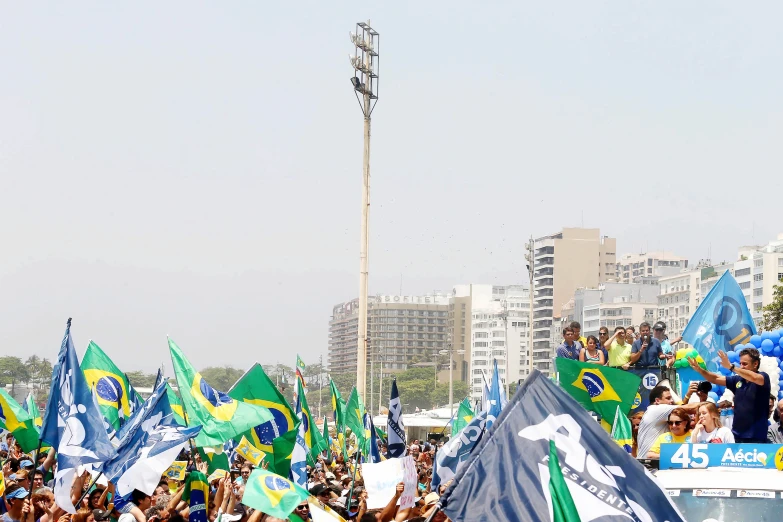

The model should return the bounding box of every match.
[2,3,782,372]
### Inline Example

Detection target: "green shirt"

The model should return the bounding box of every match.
[608,340,631,367]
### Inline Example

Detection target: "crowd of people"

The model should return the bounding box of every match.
[555,320,682,369]
[0,432,449,522]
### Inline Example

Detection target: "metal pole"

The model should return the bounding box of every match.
[319,354,323,420]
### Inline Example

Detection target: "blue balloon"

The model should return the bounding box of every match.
[713,385,724,395]
[779,336,783,349]
[762,339,775,353]
[779,360,783,371]
[728,351,740,362]
[719,366,732,375]
[774,346,783,358]
[771,331,782,346]
[708,391,719,401]
[779,390,783,400]
[750,335,763,348]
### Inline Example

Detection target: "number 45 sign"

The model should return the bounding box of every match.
[659,443,783,470]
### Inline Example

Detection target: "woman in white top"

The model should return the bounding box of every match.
[691,402,735,444]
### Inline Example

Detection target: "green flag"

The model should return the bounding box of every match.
[182,471,209,522]
[0,389,39,453]
[555,359,641,427]
[166,383,188,426]
[322,416,332,461]
[548,438,581,522]
[451,398,475,437]
[169,338,274,447]
[329,379,346,429]
[295,378,327,459]
[345,387,368,454]
[242,468,309,521]
[611,405,633,454]
[24,393,42,429]
[197,448,230,474]
[81,340,134,432]
[266,429,298,478]
[229,363,298,454]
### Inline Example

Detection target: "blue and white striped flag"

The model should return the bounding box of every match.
[386,379,406,458]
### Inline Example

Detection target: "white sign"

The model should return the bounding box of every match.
[362,457,417,510]
[692,489,730,497]
[400,456,417,509]
[737,490,775,499]
[642,373,659,390]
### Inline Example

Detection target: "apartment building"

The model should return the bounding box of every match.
[616,252,689,284]
[563,283,659,338]
[531,228,616,375]
[734,234,783,323]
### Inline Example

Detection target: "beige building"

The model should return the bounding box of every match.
[532,228,616,375]
[616,251,689,284]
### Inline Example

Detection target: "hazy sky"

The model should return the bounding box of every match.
[1,2,781,373]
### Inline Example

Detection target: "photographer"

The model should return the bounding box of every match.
[629,322,664,367]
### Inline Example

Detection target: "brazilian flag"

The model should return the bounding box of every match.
[556,358,641,427]
[169,338,274,447]
[81,341,133,432]
[329,379,348,457]
[182,471,210,522]
[0,389,39,453]
[242,468,309,521]
[165,383,187,425]
[267,429,297,478]
[295,378,326,459]
[197,447,230,475]
[451,398,475,437]
[322,416,332,460]
[345,387,368,454]
[23,393,43,428]
[229,363,298,454]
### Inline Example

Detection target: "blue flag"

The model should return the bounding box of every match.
[40,319,117,513]
[438,370,685,522]
[386,379,406,458]
[487,360,503,427]
[289,392,309,487]
[431,411,488,492]
[363,413,382,463]
[115,379,176,446]
[682,270,756,373]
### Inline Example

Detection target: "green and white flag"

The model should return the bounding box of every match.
[548,438,581,522]
[610,405,633,454]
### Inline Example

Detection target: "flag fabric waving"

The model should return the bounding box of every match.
[386,379,406,458]
[0,389,40,453]
[345,387,368,454]
[269,429,298,478]
[81,340,134,432]
[610,405,633,454]
[236,436,265,466]
[242,468,309,521]
[290,387,311,486]
[295,377,326,458]
[182,471,210,522]
[363,413,382,463]
[548,438,580,522]
[23,393,43,428]
[295,355,307,389]
[431,411,487,492]
[40,319,117,513]
[438,369,684,522]
[166,383,187,426]
[169,338,274,447]
[487,360,503,428]
[229,363,298,454]
[682,270,757,372]
[555,358,641,428]
[451,398,475,437]
[329,379,348,458]
[322,416,332,461]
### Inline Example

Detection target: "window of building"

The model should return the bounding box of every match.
[755,259,764,268]
[754,273,764,282]
[735,268,751,277]
[740,281,751,289]
[475,332,489,339]
[493,331,505,337]
[492,340,505,347]
[753,288,763,297]
[474,341,489,347]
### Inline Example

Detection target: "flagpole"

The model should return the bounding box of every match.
[76,473,103,508]
[345,450,361,513]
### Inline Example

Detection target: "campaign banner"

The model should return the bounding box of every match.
[627,367,663,415]
[659,443,783,470]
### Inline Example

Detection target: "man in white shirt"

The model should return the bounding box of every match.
[637,384,700,459]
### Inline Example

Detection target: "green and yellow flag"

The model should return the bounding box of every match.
[166,383,187,426]
[549,438,581,522]
[23,393,42,428]
[295,355,306,388]
[556,358,641,427]
[169,338,274,447]
[451,398,475,437]
[236,436,266,466]
[345,387,368,454]
[329,380,348,457]
[229,363,298,454]
[81,340,134,431]
[0,389,39,453]
[322,416,332,461]
[182,471,210,522]
[295,378,327,459]
[611,405,633,454]
[197,447,230,475]
[268,429,298,478]
[165,461,188,481]
[242,468,309,521]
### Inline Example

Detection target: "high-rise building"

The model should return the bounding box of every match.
[616,252,689,284]
[734,233,783,324]
[563,283,659,339]
[328,294,450,378]
[531,228,616,375]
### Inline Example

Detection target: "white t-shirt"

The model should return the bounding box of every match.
[118,513,135,522]
[692,426,735,444]
[637,404,676,459]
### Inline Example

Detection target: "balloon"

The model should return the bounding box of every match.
[728,351,740,363]
[699,361,707,370]
[695,355,705,363]
[674,359,686,369]
[774,346,783,358]
[719,366,732,375]
[778,379,783,389]
[750,335,763,348]
[761,331,773,341]
[688,349,699,359]
[708,391,719,401]
[778,360,783,371]
[779,390,783,400]
[761,339,775,354]
[779,336,783,349]
[771,331,782,346]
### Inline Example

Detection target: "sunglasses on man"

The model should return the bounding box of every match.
[667,420,684,426]
[295,504,309,512]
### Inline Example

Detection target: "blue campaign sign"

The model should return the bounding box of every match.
[660,443,783,470]
[627,366,664,415]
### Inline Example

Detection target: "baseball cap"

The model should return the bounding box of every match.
[309,484,330,497]
[653,321,666,331]
[324,472,336,480]
[6,487,29,500]
[93,510,112,522]
[424,493,439,506]
[19,460,34,469]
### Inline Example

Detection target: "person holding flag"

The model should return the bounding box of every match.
[386,379,406,458]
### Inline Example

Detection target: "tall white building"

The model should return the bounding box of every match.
[734,233,783,324]
[616,252,689,284]
[563,283,659,338]
[449,285,530,401]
